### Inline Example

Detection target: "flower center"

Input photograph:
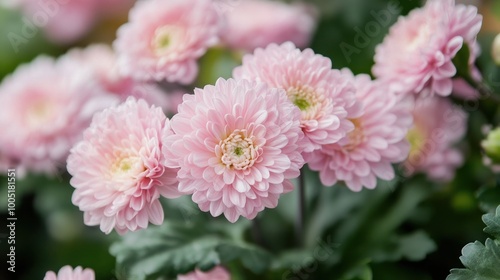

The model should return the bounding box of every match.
[26,99,56,127]
[406,126,427,159]
[287,86,325,120]
[110,155,145,188]
[151,25,182,56]
[343,118,365,151]
[220,130,257,170]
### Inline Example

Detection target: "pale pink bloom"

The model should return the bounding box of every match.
[17,0,100,43]
[13,0,136,44]
[163,78,304,222]
[68,98,181,234]
[0,56,117,175]
[114,0,220,84]
[233,42,358,153]
[221,0,316,51]
[403,96,467,182]
[177,266,230,280]
[59,44,170,109]
[44,265,95,280]
[373,0,482,96]
[305,70,413,191]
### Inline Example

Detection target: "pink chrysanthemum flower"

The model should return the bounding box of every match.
[0,56,117,175]
[114,0,220,84]
[60,44,170,109]
[44,265,95,280]
[68,98,181,234]
[177,266,230,280]
[403,96,466,182]
[221,0,316,52]
[373,0,482,96]
[163,78,304,222]
[305,70,413,191]
[16,0,100,43]
[233,42,359,153]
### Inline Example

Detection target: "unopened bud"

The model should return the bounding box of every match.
[482,127,500,163]
[492,33,500,66]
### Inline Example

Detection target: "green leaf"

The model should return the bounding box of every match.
[447,240,500,280]
[447,206,500,279]
[110,221,273,279]
[110,222,223,280]
[477,184,500,213]
[216,241,273,274]
[372,231,437,262]
[483,206,500,240]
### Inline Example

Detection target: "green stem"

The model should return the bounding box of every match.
[295,173,305,247]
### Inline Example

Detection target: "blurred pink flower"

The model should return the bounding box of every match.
[177,266,230,280]
[305,70,413,191]
[0,56,117,175]
[221,0,316,51]
[403,96,467,182]
[373,0,482,96]
[44,265,94,280]
[68,98,181,234]
[234,42,358,153]
[14,0,135,44]
[114,0,220,84]
[17,0,100,43]
[59,44,171,109]
[163,78,304,222]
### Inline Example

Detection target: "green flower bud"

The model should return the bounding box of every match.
[482,127,500,163]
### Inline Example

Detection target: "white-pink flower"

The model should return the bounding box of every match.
[373,0,482,96]
[44,265,95,280]
[0,56,117,175]
[68,98,181,234]
[163,78,304,222]
[233,42,358,153]
[305,70,413,191]
[114,0,220,84]
[13,0,136,44]
[177,266,230,280]
[403,96,467,182]
[16,0,100,43]
[59,44,171,109]
[220,0,316,51]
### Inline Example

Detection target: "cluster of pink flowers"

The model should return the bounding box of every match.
[1,0,484,278]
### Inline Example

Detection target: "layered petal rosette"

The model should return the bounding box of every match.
[233,42,359,153]
[44,265,95,280]
[59,44,170,109]
[373,0,482,96]
[163,78,305,222]
[403,96,467,182]
[306,70,413,191]
[0,56,117,176]
[114,0,220,84]
[221,0,316,51]
[68,98,181,234]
